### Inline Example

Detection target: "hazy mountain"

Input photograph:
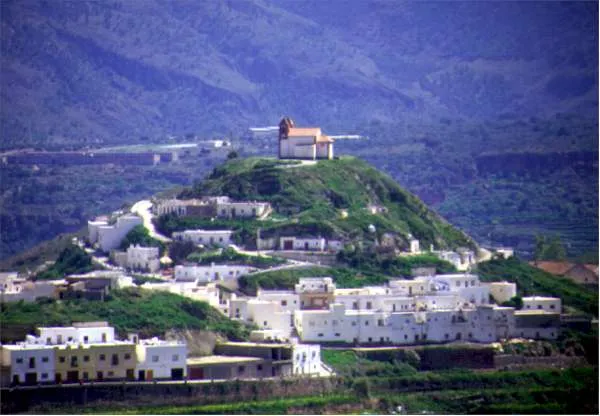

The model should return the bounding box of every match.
[1,0,597,147]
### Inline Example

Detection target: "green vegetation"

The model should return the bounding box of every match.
[500,295,523,309]
[27,394,360,415]
[119,225,165,252]
[187,247,285,268]
[179,157,475,251]
[0,288,252,343]
[35,245,95,280]
[476,257,598,316]
[534,234,567,260]
[238,266,388,295]
[337,250,456,276]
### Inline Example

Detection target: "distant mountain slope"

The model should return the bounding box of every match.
[181,156,475,251]
[1,0,597,147]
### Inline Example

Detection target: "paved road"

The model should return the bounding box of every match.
[130,200,172,243]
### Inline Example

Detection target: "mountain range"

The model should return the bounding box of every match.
[1,0,597,147]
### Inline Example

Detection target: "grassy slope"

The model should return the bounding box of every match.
[0,288,251,343]
[476,257,598,316]
[183,156,475,251]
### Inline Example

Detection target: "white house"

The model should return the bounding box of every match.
[88,215,143,252]
[290,340,322,376]
[216,201,271,219]
[278,117,334,160]
[134,337,187,380]
[126,245,160,273]
[174,264,255,283]
[1,340,56,385]
[38,322,116,345]
[172,230,233,247]
[434,250,477,271]
[522,296,561,313]
[279,236,326,251]
[229,298,295,339]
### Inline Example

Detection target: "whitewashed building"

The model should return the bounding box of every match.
[216,201,271,219]
[172,230,233,247]
[38,322,116,345]
[278,117,334,160]
[1,340,56,385]
[522,296,561,313]
[279,237,326,251]
[134,337,187,380]
[174,264,255,283]
[88,215,143,252]
[127,245,160,272]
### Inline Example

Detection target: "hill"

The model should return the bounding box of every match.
[171,156,475,252]
[0,287,252,344]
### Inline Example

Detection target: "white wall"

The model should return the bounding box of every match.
[2,346,56,384]
[127,245,160,273]
[172,230,233,246]
[96,215,143,252]
[135,342,187,379]
[38,325,115,345]
[174,264,254,283]
[522,297,561,312]
[292,343,321,375]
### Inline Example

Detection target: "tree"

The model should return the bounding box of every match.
[227,150,239,159]
[534,235,567,261]
[169,240,197,264]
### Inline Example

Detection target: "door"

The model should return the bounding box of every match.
[126,369,135,380]
[138,370,145,381]
[55,373,62,384]
[97,371,104,381]
[171,368,184,380]
[283,240,293,250]
[147,370,153,381]
[67,371,79,383]
[189,367,204,380]
[12,374,19,385]
[304,242,309,250]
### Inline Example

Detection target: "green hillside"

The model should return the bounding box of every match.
[176,156,475,252]
[0,288,252,344]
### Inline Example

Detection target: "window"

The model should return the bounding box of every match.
[83,355,90,362]
[46,337,51,344]
[41,373,48,379]
[28,357,36,369]
[124,353,131,360]
[318,333,324,337]
[70,356,78,367]
[83,336,89,343]
[378,319,384,327]
[172,354,179,362]
[111,354,119,366]
[99,354,106,361]
[16,357,23,364]
[238,366,245,374]
[550,305,555,309]
[335,333,341,337]
[42,356,49,363]
[456,282,460,287]
[366,301,372,309]
[108,371,114,377]
[102,333,107,343]
[351,321,356,326]
[368,337,372,342]
[257,364,263,371]
[538,305,543,310]
[281,300,287,306]
[263,321,268,326]
[152,355,159,363]
[83,372,89,380]
[59,356,65,363]
[365,321,369,326]
[68,337,73,342]
[404,334,408,340]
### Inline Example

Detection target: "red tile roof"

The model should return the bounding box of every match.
[287,127,322,137]
[529,261,574,275]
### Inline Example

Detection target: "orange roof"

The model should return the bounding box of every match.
[287,127,321,137]
[529,261,574,275]
[317,134,334,143]
[584,264,599,275]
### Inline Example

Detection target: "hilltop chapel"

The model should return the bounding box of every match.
[278,117,334,160]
